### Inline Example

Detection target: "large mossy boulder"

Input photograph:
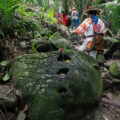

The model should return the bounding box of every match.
[10,51,103,120]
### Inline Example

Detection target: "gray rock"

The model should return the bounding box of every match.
[0,85,16,107]
[19,41,28,48]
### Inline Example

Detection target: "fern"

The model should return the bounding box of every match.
[104,2,120,34]
[0,0,20,36]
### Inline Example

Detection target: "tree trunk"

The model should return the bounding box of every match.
[62,0,69,14]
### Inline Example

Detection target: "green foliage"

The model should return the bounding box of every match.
[0,0,20,36]
[31,41,37,53]
[98,1,120,35]
[110,61,120,78]
[34,31,42,39]
[71,0,89,20]
[3,74,10,81]
[40,8,45,20]
[23,0,40,5]
[45,8,57,24]
[18,5,38,18]
[0,60,9,66]
[92,0,101,6]
[17,4,42,33]
[105,2,120,34]
[23,0,49,9]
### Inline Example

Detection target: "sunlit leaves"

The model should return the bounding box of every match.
[0,60,9,66]
[3,74,10,81]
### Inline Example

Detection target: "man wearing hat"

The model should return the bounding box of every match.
[70,7,79,30]
[74,6,106,59]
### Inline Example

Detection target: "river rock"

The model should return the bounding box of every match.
[10,52,103,120]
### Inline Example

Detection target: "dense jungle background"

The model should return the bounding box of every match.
[0,0,120,120]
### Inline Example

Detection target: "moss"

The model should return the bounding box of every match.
[97,54,105,63]
[49,37,71,49]
[30,90,63,120]
[110,61,120,78]
[11,52,103,120]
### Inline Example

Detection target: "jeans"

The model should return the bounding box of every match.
[71,18,79,30]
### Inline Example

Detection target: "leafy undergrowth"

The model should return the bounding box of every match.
[0,2,120,120]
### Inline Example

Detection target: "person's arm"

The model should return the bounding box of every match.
[103,23,106,36]
[103,28,106,36]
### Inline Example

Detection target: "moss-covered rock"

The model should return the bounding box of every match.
[49,37,71,49]
[29,36,71,53]
[10,52,102,120]
[109,61,120,79]
[104,36,119,49]
[97,54,105,63]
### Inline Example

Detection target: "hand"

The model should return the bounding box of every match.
[70,30,76,34]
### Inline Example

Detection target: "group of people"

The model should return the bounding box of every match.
[57,7,80,30]
[57,6,106,60]
[57,11,67,26]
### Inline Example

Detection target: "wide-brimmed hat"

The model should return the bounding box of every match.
[83,6,102,15]
[72,7,76,10]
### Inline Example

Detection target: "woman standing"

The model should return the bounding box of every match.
[61,11,67,26]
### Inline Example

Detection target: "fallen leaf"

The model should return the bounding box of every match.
[3,74,10,81]
[0,60,9,66]
[103,115,109,120]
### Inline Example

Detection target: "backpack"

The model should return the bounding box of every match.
[92,20,104,53]
[93,32,104,53]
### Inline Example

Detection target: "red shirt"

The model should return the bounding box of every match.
[57,13,60,18]
[62,16,67,26]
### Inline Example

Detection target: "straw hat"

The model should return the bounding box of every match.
[83,6,102,15]
[72,7,76,10]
